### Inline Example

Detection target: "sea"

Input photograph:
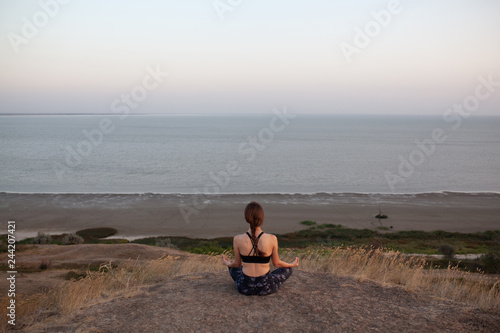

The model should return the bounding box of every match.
[1,114,499,195]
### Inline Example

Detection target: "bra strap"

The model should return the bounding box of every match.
[246,231,265,256]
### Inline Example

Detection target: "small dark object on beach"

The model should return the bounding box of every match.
[375,209,388,219]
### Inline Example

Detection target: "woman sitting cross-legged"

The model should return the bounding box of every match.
[221,201,299,296]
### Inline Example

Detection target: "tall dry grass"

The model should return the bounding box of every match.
[0,254,225,332]
[280,246,500,310]
[55,254,225,313]
[1,247,498,332]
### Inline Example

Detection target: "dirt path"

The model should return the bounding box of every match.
[23,270,499,332]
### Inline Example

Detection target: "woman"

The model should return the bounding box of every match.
[221,201,299,296]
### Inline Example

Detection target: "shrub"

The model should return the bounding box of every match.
[39,259,51,270]
[31,232,52,245]
[61,233,84,245]
[481,252,500,274]
[368,237,384,249]
[300,220,317,226]
[438,244,456,259]
[0,240,7,253]
[155,238,178,249]
[185,241,228,254]
[76,228,117,241]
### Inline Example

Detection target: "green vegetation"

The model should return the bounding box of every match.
[128,223,500,273]
[438,244,456,259]
[132,236,233,254]
[76,227,118,242]
[15,228,126,246]
[31,232,52,244]
[5,224,500,256]
[4,222,500,273]
[61,233,84,245]
[274,225,500,256]
[481,252,500,274]
[300,220,317,226]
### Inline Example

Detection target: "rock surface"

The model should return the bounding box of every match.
[23,270,500,333]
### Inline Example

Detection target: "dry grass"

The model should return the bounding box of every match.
[54,254,225,313]
[280,246,500,310]
[0,254,225,332]
[1,247,498,332]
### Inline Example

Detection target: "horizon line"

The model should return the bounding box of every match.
[1,113,499,117]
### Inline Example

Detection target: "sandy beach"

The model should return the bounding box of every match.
[1,192,499,240]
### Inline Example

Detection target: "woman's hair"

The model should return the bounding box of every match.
[244,201,264,256]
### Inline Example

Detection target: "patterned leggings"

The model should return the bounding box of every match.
[228,266,293,296]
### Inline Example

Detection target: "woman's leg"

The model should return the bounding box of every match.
[270,267,293,283]
[228,267,293,296]
[252,268,293,296]
[229,267,257,295]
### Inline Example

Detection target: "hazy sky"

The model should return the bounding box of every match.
[0,0,499,115]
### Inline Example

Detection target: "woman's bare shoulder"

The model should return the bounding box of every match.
[233,233,247,241]
[263,233,277,241]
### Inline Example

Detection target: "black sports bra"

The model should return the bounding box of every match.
[240,232,271,264]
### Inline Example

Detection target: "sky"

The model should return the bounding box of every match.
[0,0,499,115]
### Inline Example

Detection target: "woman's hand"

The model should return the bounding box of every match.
[221,254,232,266]
[290,257,299,267]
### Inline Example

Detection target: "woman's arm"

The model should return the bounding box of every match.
[221,236,242,268]
[270,235,299,268]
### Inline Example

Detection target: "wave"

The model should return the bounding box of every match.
[1,190,500,196]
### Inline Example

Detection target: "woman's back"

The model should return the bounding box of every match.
[237,231,274,277]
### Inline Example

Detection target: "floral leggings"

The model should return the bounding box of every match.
[228,266,293,296]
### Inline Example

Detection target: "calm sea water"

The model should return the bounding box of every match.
[0,114,499,194]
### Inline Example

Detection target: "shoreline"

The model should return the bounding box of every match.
[1,192,499,240]
[2,190,500,195]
